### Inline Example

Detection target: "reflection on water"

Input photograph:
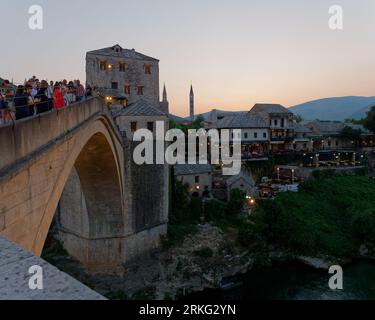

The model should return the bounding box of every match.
[184,260,375,300]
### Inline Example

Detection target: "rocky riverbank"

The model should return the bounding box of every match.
[47,223,254,300]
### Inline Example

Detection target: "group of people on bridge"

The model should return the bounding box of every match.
[0,77,93,125]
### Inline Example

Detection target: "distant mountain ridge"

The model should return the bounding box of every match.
[290,96,375,121]
[176,96,375,122]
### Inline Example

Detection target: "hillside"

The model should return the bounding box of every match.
[290,96,375,121]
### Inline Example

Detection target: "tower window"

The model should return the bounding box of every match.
[131,122,137,132]
[119,62,126,72]
[137,86,144,95]
[124,85,131,94]
[100,61,107,71]
[144,64,152,75]
[111,82,118,90]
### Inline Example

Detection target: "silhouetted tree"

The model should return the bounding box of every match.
[364,106,375,133]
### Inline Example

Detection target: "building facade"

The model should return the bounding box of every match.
[86,44,168,113]
[174,164,213,197]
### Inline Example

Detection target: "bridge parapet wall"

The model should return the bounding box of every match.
[0,98,121,179]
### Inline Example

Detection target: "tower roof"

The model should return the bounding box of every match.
[190,85,194,95]
[87,44,159,62]
[163,84,168,102]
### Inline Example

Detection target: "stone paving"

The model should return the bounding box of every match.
[0,236,105,300]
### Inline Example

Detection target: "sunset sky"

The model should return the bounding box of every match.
[2,0,375,116]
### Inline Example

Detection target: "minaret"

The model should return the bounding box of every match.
[160,83,169,114]
[190,85,195,120]
[163,84,168,103]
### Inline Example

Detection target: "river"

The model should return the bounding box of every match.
[184,260,375,300]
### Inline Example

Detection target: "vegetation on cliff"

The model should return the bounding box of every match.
[239,171,375,258]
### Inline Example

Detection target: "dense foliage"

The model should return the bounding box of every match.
[166,181,246,246]
[165,180,202,246]
[364,105,375,133]
[240,173,375,258]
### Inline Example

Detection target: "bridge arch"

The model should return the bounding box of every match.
[0,101,127,271]
[33,117,126,270]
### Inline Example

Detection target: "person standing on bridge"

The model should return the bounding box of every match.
[53,83,65,109]
[0,93,13,125]
[35,81,51,114]
[14,85,30,120]
[75,80,85,102]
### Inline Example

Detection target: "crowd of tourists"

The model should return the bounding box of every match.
[0,77,93,124]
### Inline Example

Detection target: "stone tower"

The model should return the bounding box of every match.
[86,44,160,106]
[190,85,194,120]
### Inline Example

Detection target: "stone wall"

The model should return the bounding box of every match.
[86,53,160,106]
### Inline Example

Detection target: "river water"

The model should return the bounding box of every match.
[184,260,375,300]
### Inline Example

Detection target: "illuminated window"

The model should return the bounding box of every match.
[124,85,131,94]
[119,62,126,72]
[100,61,107,71]
[137,86,144,95]
[144,64,152,75]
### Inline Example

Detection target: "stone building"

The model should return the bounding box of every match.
[226,168,256,198]
[174,164,213,197]
[290,123,314,152]
[304,120,369,151]
[53,44,171,268]
[86,44,168,113]
[249,104,295,153]
[207,114,270,160]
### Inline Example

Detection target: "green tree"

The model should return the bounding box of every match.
[294,115,304,123]
[226,189,246,215]
[340,126,362,149]
[364,106,375,133]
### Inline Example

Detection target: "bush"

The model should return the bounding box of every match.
[204,199,226,222]
[226,189,246,215]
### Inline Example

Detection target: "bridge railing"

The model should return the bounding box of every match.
[0,97,110,177]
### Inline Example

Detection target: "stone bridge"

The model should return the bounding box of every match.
[0,97,168,273]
